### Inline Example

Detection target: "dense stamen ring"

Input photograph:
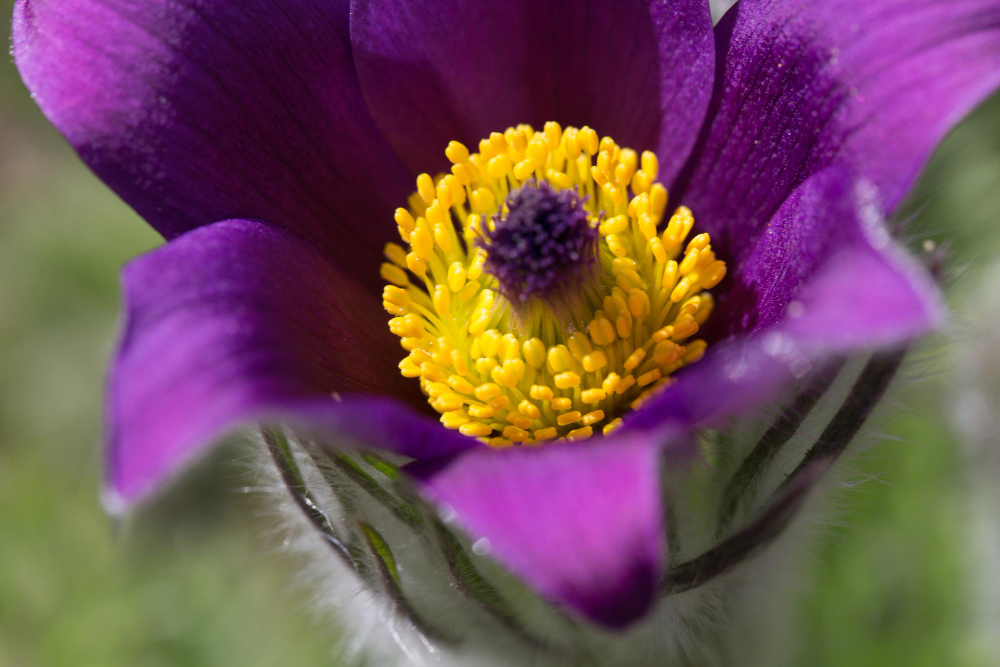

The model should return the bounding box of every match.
[381,122,727,447]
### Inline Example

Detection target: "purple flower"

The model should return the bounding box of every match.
[12,0,1000,631]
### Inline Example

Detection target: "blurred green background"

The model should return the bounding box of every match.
[2,6,1000,665]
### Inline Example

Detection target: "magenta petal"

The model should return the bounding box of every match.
[107,219,421,507]
[12,0,412,284]
[676,0,1000,258]
[626,167,942,432]
[407,430,693,628]
[350,0,715,182]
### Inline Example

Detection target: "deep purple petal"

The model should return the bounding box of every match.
[407,430,693,628]
[625,167,942,432]
[350,0,715,181]
[676,0,1000,262]
[107,219,424,506]
[13,0,412,284]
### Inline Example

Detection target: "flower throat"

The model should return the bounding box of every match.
[381,122,726,446]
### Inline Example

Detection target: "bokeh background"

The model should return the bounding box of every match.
[2,3,1000,665]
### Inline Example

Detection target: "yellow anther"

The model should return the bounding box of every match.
[582,410,605,426]
[581,389,606,404]
[475,357,498,375]
[547,345,573,372]
[543,121,562,147]
[534,426,558,441]
[589,317,616,346]
[567,426,593,441]
[602,373,621,394]
[671,277,693,303]
[381,263,409,286]
[441,410,470,429]
[623,349,646,372]
[409,348,433,366]
[507,129,528,156]
[383,285,410,307]
[433,392,464,412]
[394,208,416,232]
[500,333,521,361]
[507,412,533,430]
[504,358,526,381]
[638,213,657,240]
[459,280,481,302]
[637,369,662,387]
[400,337,423,351]
[607,234,628,257]
[432,285,450,315]
[680,248,701,275]
[513,159,535,180]
[603,418,624,435]
[445,141,470,164]
[616,311,633,339]
[567,333,592,360]
[460,422,492,437]
[590,165,608,186]
[684,340,708,363]
[662,260,679,290]
[448,375,475,395]
[628,289,649,318]
[502,425,530,443]
[491,364,518,387]
[554,372,581,389]
[526,136,549,166]
[474,383,501,401]
[384,243,408,268]
[479,329,501,357]
[448,262,467,292]
[406,253,427,278]
[451,162,474,186]
[416,173,436,205]
[581,350,608,372]
[383,300,407,316]
[557,411,582,426]
[600,215,629,236]
[617,375,636,394]
[488,154,512,179]
[530,385,554,401]
[550,397,573,411]
[398,357,421,378]
[468,404,495,419]
[518,400,541,420]
[410,225,433,259]
[653,340,682,365]
[488,395,511,411]
[649,237,667,264]
[489,437,513,448]
[579,126,599,155]
[631,170,652,195]
[522,338,547,368]
[471,187,496,213]
[546,169,572,189]
[640,151,658,179]
[701,260,727,288]
[467,251,486,280]
[389,314,424,338]
[650,183,668,222]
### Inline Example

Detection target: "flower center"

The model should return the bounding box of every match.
[381,123,726,446]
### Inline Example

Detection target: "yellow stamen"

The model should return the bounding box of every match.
[382,123,725,446]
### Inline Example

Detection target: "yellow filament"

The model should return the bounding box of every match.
[382,123,725,446]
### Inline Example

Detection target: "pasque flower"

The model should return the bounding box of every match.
[13,0,1000,651]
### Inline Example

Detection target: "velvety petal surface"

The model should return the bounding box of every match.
[675,0,1000,261]
[13,0,412,285]
[107,219,425,506]
[626,167,941,432]
[406,430,694,628]
[350,0,715,181]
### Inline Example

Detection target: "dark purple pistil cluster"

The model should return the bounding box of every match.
[479,180,598,304]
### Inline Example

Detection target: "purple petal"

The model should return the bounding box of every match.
[675,0,1000,260]
[107,219,426,507]
[13,0,412,284]
[350,0,715,181]
[626,167,942,432]
[407,430,694,628]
